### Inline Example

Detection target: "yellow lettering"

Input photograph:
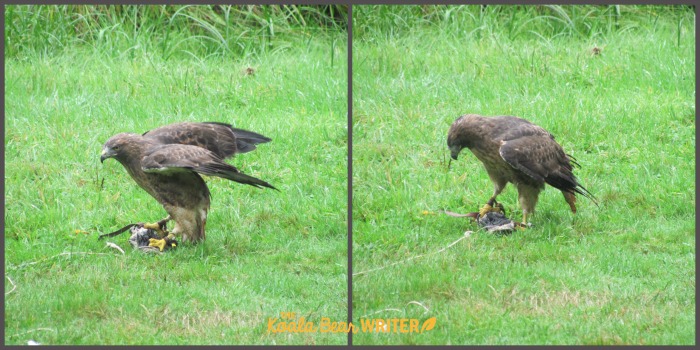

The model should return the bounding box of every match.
[390,318,400,332]
[360,319,375,332]
[305,320,315,332]
[320,317,331,333]
[400,319,409,333]
[267,318,279,333]
[377,319,388,332]
[280,312,296,319]
[337,321,349,333]
[409,319,419,333]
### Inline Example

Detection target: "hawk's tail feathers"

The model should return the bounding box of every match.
[225,171,278,191]
[204,122,272,154]
[567,154,582,168]
[572,183,599,208]
[546,170,599,209]
[562,154,598,208]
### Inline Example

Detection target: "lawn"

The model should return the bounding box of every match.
[351,5,695,345]
[5,5,348,345]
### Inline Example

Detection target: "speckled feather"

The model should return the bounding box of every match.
[143,122,271,159]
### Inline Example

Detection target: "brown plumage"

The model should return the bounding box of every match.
[447,114,596,225]
[100,122,276,243]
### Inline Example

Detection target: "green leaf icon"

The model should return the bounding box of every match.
[421,317,436,332]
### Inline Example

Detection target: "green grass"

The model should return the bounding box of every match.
[5,5,347,59]
[352,5,694,345]
[5,5,347,345]
[5,4,696,346]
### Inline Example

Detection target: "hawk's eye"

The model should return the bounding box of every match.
[113,145,120,151]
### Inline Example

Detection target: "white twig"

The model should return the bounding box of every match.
[106,242,125,254]
[8,252,116,270]
[360,301,430,319]
[5,276,16,295]
[353,231,473,277]
[406,300,430,313]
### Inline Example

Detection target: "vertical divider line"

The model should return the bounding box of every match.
[695,8,699,348]
[0,6,6,346]
[346,3,353,347]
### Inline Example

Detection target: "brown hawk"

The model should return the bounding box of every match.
[447,114,596,225]
[100,122,276,249]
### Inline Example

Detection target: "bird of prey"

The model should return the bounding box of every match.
[100,122,276,249]
[447,114,596,226]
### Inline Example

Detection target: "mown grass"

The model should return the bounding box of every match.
[352,5,694,345]
[5,5,347,345]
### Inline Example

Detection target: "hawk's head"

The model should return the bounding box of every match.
[100,133,142,164]
[447,114,484,160]
[447,115,471,160]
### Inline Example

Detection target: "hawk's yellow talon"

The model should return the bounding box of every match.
[142,222,159,230]
[478,203,505,217]
[148,238,167,252]
[142,222,168,237]
[493,202,505,214]
[148,232,177,251]
[478,204,492,217]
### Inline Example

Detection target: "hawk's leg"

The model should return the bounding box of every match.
[479,179,507,218]
[479,199,506,218]
[516,213,532,229]
[517,184,540,228]
[141,216,172,238]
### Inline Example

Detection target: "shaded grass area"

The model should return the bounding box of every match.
[352,5,694,345]
[5,5,347,60]
[5,13,347,344]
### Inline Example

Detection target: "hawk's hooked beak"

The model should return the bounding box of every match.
[448,145,460,170]
[448,143,461,161]
[450,147,460,161]
[100,147,115,163]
